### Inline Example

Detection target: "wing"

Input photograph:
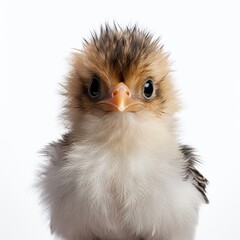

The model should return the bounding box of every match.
[40,133,71,165]
[38,133,73,234]
[180,145,209,204]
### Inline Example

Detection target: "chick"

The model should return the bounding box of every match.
[39,24,208,240]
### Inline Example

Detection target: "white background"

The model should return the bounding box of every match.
[2,0,240,239]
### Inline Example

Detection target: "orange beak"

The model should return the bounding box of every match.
[99,83,143,112]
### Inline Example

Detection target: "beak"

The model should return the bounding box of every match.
[99,83,143,112]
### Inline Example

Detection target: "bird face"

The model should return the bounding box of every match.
[64,25,179,125]
[88,76,158,112]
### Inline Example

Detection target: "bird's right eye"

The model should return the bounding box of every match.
[88,77,101,98]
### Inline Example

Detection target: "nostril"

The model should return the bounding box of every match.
[126,91,130,96]
[113,90,118,96]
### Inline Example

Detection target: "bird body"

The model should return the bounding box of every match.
[39,25,208,240]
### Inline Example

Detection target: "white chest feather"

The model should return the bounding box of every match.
[41,113,202,240]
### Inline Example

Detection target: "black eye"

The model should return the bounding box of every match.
[88,77,100,98]
[143,79,154,99]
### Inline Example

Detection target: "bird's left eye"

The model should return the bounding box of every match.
[143,79,154,99]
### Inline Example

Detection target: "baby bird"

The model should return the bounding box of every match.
[39,24,208,240]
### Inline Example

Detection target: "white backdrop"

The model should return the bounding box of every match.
[2,0,240,239]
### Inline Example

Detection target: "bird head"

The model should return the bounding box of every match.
[63,24,179,128]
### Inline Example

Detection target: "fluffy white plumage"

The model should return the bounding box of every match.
[40,113,203,240]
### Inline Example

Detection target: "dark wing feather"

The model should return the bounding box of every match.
[180,145,209,203]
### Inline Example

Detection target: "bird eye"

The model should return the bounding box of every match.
[143,79,154,99]
[88,77,100,98]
